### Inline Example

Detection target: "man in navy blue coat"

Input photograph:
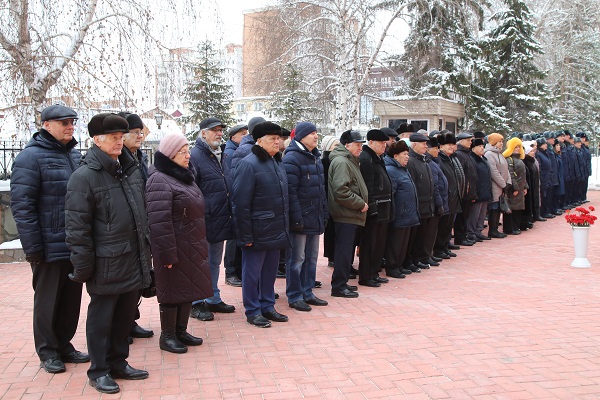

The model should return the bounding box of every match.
[232,122,290,328]
[10,105,89,374]
[283,122,328,312]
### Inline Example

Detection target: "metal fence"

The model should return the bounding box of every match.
[0,141,156,180]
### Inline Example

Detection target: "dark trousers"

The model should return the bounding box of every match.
[323,216,336,261]
[434,213,455,254]
[224,239,242,279]
[332,222,358,291]
[384,226,411,271]
[241,248,279,317]
[565,180,575,205]
[402,226,419,268]
[503,210,522,233]
[31,260,83,361]
[411,216,438,264]
[87,289,139,379]
[454,201,471,243]
[358,218,388,281]
[541,186,554,215]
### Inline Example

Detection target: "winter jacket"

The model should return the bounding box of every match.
[189,137,234,243]
[130,147,149,183]
[10,130,82,262]
[384,156,420,228]
[283,139,328,235]
[555,152,565,196]
[505,154,529,211]
[359,145,392,223]
[230,134,256,175]
[146,152,213,304]
[470,152,493,203]
[582,144,592,177]
[406,149,435,219]
[524,154,541,217]
[65,145,152,295]
[232,145,290,250]
[455,144,478,201]
[536,148,555,189]
[221,138,239,174]
[327,143,368,226]
[562,143,576,182]
[574,147,587,180]
[547,147,559,186]
[427,154,448,215]
[484,144,512,202]
[438,151,462,215]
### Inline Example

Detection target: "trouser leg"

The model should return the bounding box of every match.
[331,222,358,292]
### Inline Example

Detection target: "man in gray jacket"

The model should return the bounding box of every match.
[66,113,152,394]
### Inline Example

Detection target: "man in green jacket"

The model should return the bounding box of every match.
[327,130,368,298]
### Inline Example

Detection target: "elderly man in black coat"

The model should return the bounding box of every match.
[65,113,152,394]
[232,122,291,328]
[453,131,478,246]
[10,105,88,374]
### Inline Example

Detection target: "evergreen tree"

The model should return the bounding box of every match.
[267,65,319,130]
[479,0,554,132]
[183,41,235,139]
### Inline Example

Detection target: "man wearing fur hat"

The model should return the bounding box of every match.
[232,121,291,328]
[65,113,152,393]
[453,131,478,246]
[188,117,236,322]
[282,122,329,312]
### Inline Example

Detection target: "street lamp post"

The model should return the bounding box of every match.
[154,113,163,130]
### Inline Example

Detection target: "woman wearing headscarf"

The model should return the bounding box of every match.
[146,133,213,353]
[502,137,528,235]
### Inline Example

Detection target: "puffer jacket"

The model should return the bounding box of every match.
[384,156,420,228]
[221,139,239,177]
[146,152,213,304]
[406,149,435,219]
[283,139,328,235]
[536,148,555,189]
[359,145,392,223]
[582,144,592,177]
[505,154,529,211]
[232,145,290,250]
[65,145,151,295]
[471,152,493,203]
[327,143,368,227]
[484,144,511,202]
[427,154,448,214]
[455,144,478,201]
[574,147,587,180]
[230,134,256,175]
[438,151,462,214]
[10,130,81,262]
[562,143,576,182]
[189,137,234,243]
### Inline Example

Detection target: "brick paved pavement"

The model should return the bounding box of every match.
[1,192,600,399]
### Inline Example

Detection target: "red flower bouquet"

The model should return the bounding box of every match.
[565,206,597,227]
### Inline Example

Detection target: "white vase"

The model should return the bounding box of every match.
[571,226,591,268]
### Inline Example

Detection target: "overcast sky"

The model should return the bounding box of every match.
[217,0,273,44]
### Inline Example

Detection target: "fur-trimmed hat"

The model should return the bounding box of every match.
[438,132,457,145]
[387,140,410,157]
[340,130,365,144]
[427,136,439,148]
[367,129,388,141]
[396,123,414,135]
[252,121,283,140]
[503,137,525,159]
[118,112,144,130]
[247,117,266,136]
[158,133,189,159]
[88,113,129,137]
[471,138,485,148]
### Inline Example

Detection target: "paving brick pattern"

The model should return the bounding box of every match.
[1,192,599,399]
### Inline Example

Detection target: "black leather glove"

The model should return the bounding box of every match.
[290,223,304,233]
[25,252,43,265]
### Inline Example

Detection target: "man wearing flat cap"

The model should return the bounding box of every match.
[188,117,236,322]
[232,121,291,328]
[453,131,478,246]
[328,130,368,298]
[11,104,88,374]
[358,129,394,285]
[65,113,152,393]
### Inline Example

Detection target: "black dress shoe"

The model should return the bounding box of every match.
[305,297,328,306]
[226,276,242,287]
[314,281,322,288]
[444,250,457,257]
[416,262,430,269]
[262,309,288,322]
[534,217,547,222]
[476,233,491,241]
[430,255,443,262]
[506,230,521,235]
[130,323,154,339]
[289,300,312,312]
[458,240,474,246]
[128,336,133,344]
[488,231,507,238]
[447,243,461,250]
[40,357,66,373]
[374,276,389,283]
[332,288,359,298]
[247,315,271,328]
[434,253,451,260]
[89,374,119,394]
[111,364,149,380]
[190,302,215,321]
[345,284,358,291]
[426,258,440,266]
[401,268,412,275]
[349,272,357,279]
[358,279,381,287]
[205,301,235,313]
[61,350,90,363]
[386,270,406,279]
[275,293,280,299]
[542,214,555,219]
[409,266,422,273]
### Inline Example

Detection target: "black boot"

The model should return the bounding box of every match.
[159,305,187,354]
[176,303,203,346]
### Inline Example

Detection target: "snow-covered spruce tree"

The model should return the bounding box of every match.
[480,0,554,132]
[183,41,235,139]
[267,65,320,130]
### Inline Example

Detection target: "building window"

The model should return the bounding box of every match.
[253,102,263,111]
[446,122,456,133]
[236,104,245,112]
[411,120,429,132]
[388,119,407,131]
